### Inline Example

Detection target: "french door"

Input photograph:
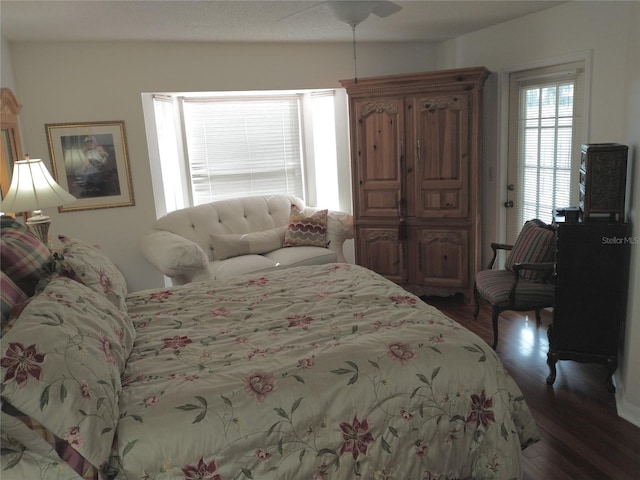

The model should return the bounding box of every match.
[505,62,586,242]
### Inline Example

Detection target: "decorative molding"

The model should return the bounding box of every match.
[420,231,462,244]
[360,102,399,117]
[421,96,461,112]
[365,230,398,241]
[0,88,22,119]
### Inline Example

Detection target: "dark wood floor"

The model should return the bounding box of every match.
[425,297,640,480]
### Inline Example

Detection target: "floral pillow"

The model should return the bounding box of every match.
[0,275,135,476]
[57,235,128,312]
[283,206,328,248]
[0,216,54,297]
[1,428,90,480]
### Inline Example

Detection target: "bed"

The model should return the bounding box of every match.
[1,222,539,480]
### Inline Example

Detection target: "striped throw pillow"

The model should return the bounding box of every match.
[1,271,28,333]
[283,206,328,248]
[0,216,53,297]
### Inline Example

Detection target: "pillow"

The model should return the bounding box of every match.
[283,206,328,248]
[210,226,286,260]
[0,216,54,297]
[505,220,556,282]
[57,235,128,312]
[1,271,28,334]
[0,427,92,480]
[0,275,135,476]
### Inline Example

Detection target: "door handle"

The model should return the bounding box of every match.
[504,200,514,208]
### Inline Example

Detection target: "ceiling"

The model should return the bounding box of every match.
[1,0,566,44]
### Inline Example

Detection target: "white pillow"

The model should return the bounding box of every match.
[210,227,286,260]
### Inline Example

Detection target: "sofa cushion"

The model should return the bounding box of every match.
[264,246,337,267]
[209,255,281,280]
[283,206,328,248]
[210,226,286,260]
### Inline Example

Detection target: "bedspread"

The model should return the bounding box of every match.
[112,264,538,480]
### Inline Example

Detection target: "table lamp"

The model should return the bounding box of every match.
[0,156,76,245]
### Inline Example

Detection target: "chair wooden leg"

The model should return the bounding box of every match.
[535,309,542,326]
[491,306,500,350]
[473,283,480,320]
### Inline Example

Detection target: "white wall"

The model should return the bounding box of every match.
[436,1,640,426]
[6,41,436,292]
[619,1,640,427]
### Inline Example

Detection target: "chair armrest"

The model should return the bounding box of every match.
[488,242,513,269]
[326,211,354,263]
[138,230,210,284]
[512,261,555,272]
[508,262,555,303]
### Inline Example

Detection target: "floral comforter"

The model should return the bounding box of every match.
[111,264,538,480]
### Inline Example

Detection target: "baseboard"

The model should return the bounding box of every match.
[614,371,640,428]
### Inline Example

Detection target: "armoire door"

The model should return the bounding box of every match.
[352,97,406,219]
[411,94,470,218]
[356,226,406,284]
[411,227,468,289]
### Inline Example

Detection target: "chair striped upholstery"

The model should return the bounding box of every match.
[473,218,555,349]
[475,270,555,308]
[504,219,555,282]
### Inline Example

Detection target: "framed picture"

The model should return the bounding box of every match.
[45,121,134,212]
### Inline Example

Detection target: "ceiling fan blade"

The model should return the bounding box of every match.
[371,1,402,18]
[277,1,327,23]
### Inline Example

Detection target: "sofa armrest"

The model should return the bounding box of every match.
[326,211,354,263]
[138,230,210,284]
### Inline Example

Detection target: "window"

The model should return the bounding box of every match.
[519,80,574,222]
[183,96,304,205]
[310,91,339,211]
[151,95,185,213]
[146,90,344,214]
[506,62,585,239]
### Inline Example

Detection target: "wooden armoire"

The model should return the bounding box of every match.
[340,67,489,301]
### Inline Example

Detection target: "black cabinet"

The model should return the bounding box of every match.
[547,220,631,392]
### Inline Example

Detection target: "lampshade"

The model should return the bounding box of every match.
[1,157,76,246]
[1,158,76,214]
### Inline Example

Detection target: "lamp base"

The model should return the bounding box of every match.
[26,217,51,247]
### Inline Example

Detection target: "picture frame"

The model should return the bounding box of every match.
[45,120,134,212]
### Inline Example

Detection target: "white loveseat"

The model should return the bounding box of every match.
[139,195,353,285]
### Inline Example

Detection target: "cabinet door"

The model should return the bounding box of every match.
[412,228,468,288]
[553,222,630,356]
[411,94,469,218]
[356,226,406,284]
[352,98,405,218]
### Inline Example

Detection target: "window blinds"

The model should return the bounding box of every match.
[519,80,574,226]
[182,96,304,205]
